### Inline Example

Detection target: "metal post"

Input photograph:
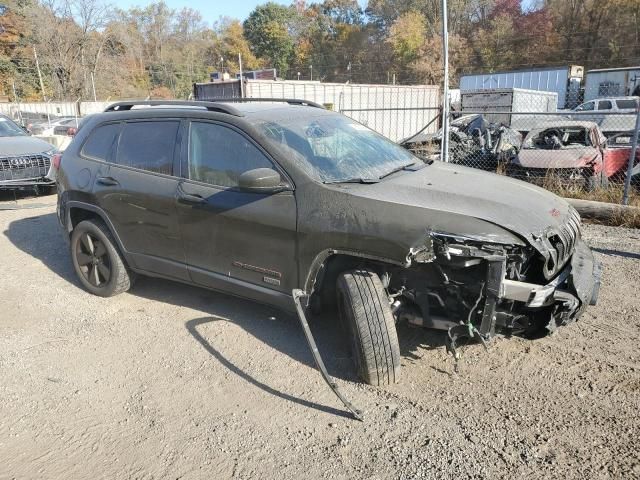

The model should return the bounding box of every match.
[33,46,46,102]
[90,72,97,101]
[622,108,640,205]
[439,0,450,163]
[310,65,313,81]
[238,53,244,98]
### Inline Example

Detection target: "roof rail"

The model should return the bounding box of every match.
[103,100,243,116]
[205,98,326,109]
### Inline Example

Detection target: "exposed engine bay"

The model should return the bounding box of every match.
[379,224,600,364]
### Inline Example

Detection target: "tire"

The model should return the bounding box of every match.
[70,219,132,297]
[336,269,401,386]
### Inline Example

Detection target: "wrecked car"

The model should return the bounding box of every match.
[55,100,601,402]
[0,113,57,192]
[507,121,608,190]
[401,114,522,171]
[603,131,640,183]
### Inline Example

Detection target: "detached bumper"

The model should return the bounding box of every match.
[501,239,601,328]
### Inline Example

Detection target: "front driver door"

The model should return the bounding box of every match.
[176,120,298,296]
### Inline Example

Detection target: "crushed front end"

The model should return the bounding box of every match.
[385,207,601,354]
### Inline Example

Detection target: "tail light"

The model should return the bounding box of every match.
[52,153,62,169]
[67,127,78,136]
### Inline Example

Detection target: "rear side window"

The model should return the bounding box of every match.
[616,99,638,109]
[598,100,612,110]
[116,121,179,175]
[188,122,273,187]
[81,123,120,161]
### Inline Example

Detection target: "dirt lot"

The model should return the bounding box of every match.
[1,193,639,480]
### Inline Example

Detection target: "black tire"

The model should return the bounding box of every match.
[70,219,132,297]
[336,269,401,385]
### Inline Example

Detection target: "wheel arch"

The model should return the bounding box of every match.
[304,249,404,311]
[65,201,129,261]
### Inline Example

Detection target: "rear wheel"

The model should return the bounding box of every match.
[70,219,132,297]
[337,269,401,386]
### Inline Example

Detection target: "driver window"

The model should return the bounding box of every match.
[189,122,274,188]
[577,102,595,111]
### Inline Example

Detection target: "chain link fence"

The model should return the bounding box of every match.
[403,90,640,206]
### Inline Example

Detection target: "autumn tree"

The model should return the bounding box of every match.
[243,3,295,76]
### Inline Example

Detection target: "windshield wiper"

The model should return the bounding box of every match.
[323,177,380,184]
[378,162,418,179]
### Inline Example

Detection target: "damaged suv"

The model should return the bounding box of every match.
[55,100,601,392]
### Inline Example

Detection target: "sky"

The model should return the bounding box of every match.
[111,0,367,23]
[110,0,537,25]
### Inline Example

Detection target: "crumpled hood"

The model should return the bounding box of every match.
[345,161,572,246]
[0,136,54,156]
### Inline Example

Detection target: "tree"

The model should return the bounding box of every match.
[243,3,295,77]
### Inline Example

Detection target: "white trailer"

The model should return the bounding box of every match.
[584,66,640,102]
[460,66,583,109]
[242,80,440,142]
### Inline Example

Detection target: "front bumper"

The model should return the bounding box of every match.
[500,239,600,330]
[0,177,55,189]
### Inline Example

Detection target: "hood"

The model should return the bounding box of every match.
[340,161,572,247]
[0,136,54,156]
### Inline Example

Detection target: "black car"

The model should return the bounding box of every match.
[0,114,57,191]
[55,100,600,388]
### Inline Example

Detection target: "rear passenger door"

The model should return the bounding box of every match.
[176,120,297,295]
[91,119,189,281]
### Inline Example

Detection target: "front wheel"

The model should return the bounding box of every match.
[337,269,401,386]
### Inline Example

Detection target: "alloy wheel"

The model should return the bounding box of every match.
[75,232,111,287]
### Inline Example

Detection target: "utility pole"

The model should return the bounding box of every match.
[439,0,450,163]
[238,53,244,98]
[90,72,97,101]
[33,46,46,101]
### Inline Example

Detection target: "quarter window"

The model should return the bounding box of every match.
[81,123,121,161]
[188,122,273,187]
[616,99,638,109]
[116,121,179,175]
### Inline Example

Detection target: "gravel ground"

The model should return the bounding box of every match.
[1,193,639,480]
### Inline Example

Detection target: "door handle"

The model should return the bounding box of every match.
[96,176,119,186]
[177,185,206,204]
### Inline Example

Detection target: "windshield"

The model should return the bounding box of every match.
[0,117,27,137]
[254,112,419,183]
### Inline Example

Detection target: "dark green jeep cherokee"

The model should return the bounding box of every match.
[55,100,601,390]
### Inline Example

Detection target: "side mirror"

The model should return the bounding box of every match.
[238,168,286,193]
